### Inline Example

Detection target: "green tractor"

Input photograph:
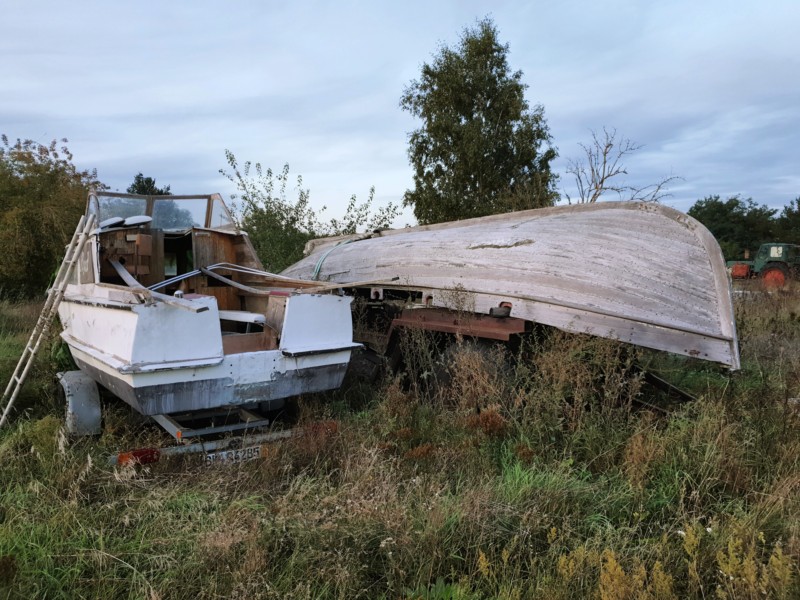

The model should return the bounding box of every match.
[728,243,800,289]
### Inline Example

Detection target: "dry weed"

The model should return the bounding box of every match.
[622,422,663,488]
[466,404,508,437]
[403,442,436,461]
[447,341,506,409]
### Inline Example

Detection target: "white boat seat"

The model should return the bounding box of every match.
[217,310,267,325]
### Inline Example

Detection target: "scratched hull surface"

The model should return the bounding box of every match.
[282,202,740,368]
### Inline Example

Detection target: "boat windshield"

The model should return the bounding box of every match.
[88,193,236,232]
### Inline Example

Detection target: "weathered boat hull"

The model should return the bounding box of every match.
[282,202,740,368]
[59,284,357,415]
[67,346,350,415]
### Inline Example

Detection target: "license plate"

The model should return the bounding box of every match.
[205,444,261,465]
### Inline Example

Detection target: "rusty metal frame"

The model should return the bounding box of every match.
[388,307,527,342]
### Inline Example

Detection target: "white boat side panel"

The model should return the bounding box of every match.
[69,341,353,388]
[225,348,355,385]
[60,284,224,370]
[69,342,353,414]
[68,347,135,385]
[130,296,222,367]
[280,294,355,354]
[62,333,134,373]
[58,301,138,363]
[62,325,224,374]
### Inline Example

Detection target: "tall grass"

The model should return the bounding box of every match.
[0,293,797,599]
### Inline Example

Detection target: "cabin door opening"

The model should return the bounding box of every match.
[163,232,194,284]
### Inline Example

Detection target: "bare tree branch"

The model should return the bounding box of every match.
[565,128,681,203]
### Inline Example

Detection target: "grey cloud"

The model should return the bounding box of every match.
[2,0,798,221]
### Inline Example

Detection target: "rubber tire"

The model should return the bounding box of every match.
[761,264,789,290]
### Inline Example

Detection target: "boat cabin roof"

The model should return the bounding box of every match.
[87,191,237,233]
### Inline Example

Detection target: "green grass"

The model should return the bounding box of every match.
[0,295,798,599]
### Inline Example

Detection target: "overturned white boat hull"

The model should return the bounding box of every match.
[283,202,740,368]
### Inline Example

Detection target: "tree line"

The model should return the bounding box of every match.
[1,18,795,297]
[688,196,800,260]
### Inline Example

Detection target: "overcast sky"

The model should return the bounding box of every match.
[3,0,799,224]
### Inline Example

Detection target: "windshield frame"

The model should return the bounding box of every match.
[87,190,237,232]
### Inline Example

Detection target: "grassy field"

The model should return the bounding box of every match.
[0,292,798,599]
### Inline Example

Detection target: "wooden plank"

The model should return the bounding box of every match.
[200,267,320,294]
[147,229,165,287]
[193,230,237,269]
[221,331,277,355]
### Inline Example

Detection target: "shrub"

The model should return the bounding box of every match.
[0,136,101,298]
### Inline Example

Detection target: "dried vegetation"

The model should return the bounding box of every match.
[0,290,798,599]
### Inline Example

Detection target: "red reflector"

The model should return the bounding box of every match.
[117,448,161,465]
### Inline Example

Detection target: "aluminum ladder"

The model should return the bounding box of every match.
[0,214,96,428]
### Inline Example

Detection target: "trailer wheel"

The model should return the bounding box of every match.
[761,264,789,290]
[57,371,101,436]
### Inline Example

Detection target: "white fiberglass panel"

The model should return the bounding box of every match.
[129,296,223,367]
[280,294,354,354]
[60,302,137,363]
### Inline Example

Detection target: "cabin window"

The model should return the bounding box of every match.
[89,193,248,304]
[153,199,206,230]
[97,196,147,221]
[209,198,235,230]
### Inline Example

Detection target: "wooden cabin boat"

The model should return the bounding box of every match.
[282,201,740,369]
[57,191,360,434]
